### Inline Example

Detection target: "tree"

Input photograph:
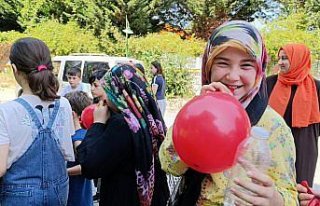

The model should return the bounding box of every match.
[0,0,23,31]
[305,0,320,29]
[159,0,293,39]
[25,20,100,55]
[18,0,97,28]
[262,12,320,74]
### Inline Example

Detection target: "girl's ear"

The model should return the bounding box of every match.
[72,111,78,119]
[11,63,18,74]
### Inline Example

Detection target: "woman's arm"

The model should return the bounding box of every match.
[269,120,299,205]
[73,140,81,149]
[67,165,82,176]
[232,120,298,205]
[77,116,133,179]
[151,83,159,96]
[151,76,158,96]
[0,144,9,177]
[232,109,298,206]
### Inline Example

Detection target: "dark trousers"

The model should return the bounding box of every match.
[293,127,318,186]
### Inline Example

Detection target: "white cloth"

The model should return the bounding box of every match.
[0,95,75,169]
[60,82,92,98]
[157,99,167,117]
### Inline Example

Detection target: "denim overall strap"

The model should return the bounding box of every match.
[46,99,60,130]
[14,98,43,130]
[1,98,69,205]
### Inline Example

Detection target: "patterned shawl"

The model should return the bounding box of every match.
[202,20,269,125]
[101,64,166,206]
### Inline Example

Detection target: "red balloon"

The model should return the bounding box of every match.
[172,92,250,173]
[81,104,96,129]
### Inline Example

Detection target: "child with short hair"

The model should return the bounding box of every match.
[87,68,109,201]
[64,91,93,206]
[89,69,108,103]
[61,67,91,97]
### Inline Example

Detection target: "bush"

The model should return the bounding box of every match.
[0,20,101,56]
[0,25,205,98]
[26,20,100,55]
[262,12,320,75]
[165,67,194,98]
[129,32,205,66]
[127,32,205,98]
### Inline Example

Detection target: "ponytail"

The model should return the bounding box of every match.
[10,37,60,101]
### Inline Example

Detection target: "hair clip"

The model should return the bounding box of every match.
[37,65,47,71]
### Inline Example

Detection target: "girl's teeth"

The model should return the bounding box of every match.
[229,86,237,89]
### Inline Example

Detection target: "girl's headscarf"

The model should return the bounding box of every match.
[101,64,166,206]
[202,20,269,126]
[269,43,320,127]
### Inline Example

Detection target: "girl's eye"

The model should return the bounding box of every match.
[241,64,255,70]
[216,62,229,67]
[279,56,288,61]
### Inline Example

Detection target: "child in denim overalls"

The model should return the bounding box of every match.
[0,37,75,205]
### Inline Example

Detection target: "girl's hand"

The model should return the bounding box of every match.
[231,159,284,206]
[297,183,315,206]
[93,100,110,124]
[200,82,233,95]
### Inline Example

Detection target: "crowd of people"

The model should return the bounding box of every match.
[0,19,319,206]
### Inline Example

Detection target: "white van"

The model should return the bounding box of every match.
[52,53,142,94]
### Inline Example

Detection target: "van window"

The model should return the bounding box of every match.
[62,60,82,82]
[52,61,61,77]
[82,61,110,83]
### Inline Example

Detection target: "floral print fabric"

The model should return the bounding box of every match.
[102,64,166,206]
[159,106,298,205]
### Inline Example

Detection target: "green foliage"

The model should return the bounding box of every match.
[0,20,100,56]
[165,67,194,98]
[1,0,299,40]
[0,31,26,43]
[128,32,204,97]
[262,12,320,74]
[25,20,100,55]
[305,0,320,29]
[11,0,169,37]
[163,0,285,38]
[18,0,95,28]
[0,0,23,31]
[129,32,205,65]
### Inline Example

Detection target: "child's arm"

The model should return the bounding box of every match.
[0,145,9,177]
[67,165,82,176]
[73,140,81,149]
[0,113,10,177]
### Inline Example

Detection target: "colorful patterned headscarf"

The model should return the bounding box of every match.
[101,64,166,206]
[202,20,269,125]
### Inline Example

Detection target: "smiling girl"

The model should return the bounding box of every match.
[160,21,298,206]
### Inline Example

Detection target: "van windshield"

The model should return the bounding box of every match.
[83,61,110,83]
